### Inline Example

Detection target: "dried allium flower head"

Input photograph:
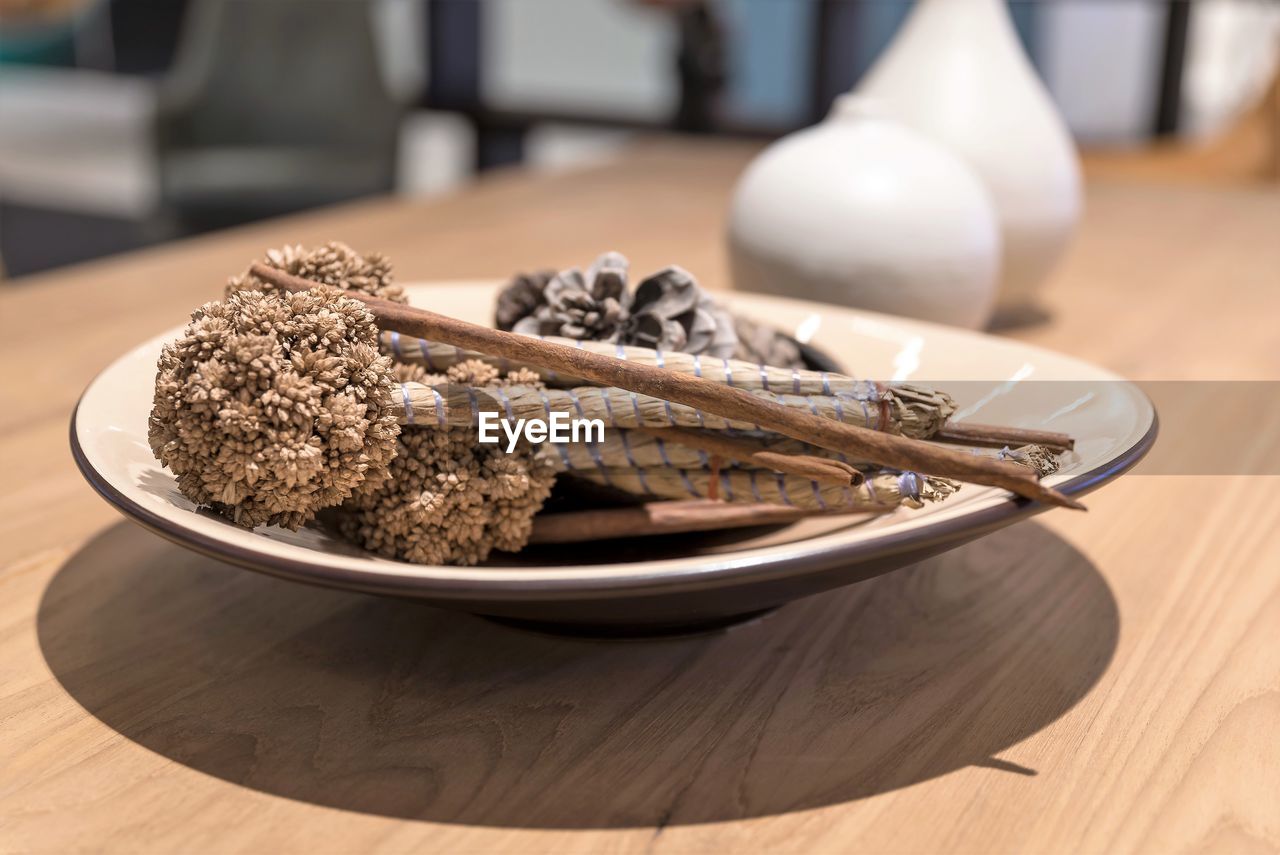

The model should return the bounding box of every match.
[227,241,406,304]
[149,288,401,529]
[338,360,557,565]
[336,427,557,566]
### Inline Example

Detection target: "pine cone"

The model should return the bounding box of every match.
[493,251,839,370]
[623,265,737,358]
[495,270,554,332]
[732,314,802,366]
[504,252,631,341]
[733,315,843,373]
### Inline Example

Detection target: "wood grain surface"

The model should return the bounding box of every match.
[1,138,1278,854]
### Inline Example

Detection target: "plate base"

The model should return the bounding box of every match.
[480,607,780,639]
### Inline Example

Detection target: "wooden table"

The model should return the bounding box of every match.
[2,139,1277,854]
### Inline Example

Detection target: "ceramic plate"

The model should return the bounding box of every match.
[72,283,1156,634]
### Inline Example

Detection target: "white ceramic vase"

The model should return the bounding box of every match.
[857,0,1082,313]
[728,97,1001,330]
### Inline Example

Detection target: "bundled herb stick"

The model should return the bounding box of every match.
[382,333,953,437]
[148,243,1078,567]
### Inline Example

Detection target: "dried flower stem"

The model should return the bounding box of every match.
[528,500,875,545]
[251,264,1083,509]
[933,422,1075,452]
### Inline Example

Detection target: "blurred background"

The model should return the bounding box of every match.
[0,0,1277,279]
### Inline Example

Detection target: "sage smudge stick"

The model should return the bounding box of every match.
[252,263,1083,509]
[395,383,891,500]
[568,466,953,511]
[708,434,1062,478]
[389,384,859,484]
[632,426,863,487]
[546,427,863,488]
[380,330,950,437]
[395,381,915,436]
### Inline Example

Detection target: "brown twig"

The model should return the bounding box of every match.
[635,426,864,487]
[935,422,1075,452]
[253,264,1084,509]
[528,500,870,544]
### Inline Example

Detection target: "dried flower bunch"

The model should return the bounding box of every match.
[337,360,557,565]
[496,252,805,366]
[148,287,400,529]
[228,241,406,304]
[150,280,558,561]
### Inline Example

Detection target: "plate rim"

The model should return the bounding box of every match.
[71,401,1157,602]
[70,283,1159,602]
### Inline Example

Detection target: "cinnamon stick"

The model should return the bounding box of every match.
[635,426,863,487]
[253,264,1083,509]
[935,421,1075,452]
[528,500,868,544]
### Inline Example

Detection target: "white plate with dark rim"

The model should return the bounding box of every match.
[72,282,1156,635]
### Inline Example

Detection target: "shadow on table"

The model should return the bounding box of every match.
[38,520,1117,828]
[987,302,1054,332]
